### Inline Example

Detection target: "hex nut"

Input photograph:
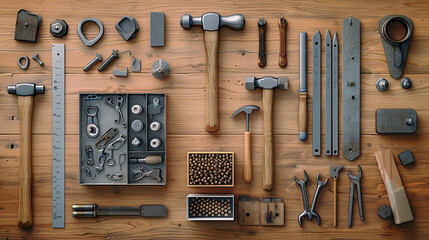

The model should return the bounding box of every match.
[131,119,144,132]
[150,122,162,131]
[131,104,143,114]
[131,137,141,147]
[50,19,68,38]
[378,204,392,218]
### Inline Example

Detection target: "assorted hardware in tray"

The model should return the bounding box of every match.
[79,93,166,185]
[186,194,235,221]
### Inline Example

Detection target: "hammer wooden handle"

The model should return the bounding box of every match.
[17,96,33,228]
[333,177,337,227]
[262,89,274,191]
[278,18,287,68]
[244,131,252,183]
[203,30,220,133]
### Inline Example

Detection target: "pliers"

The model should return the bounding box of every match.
[348,165,363,227]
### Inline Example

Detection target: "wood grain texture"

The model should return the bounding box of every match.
[0,0,429,239]
[17,96,34,229]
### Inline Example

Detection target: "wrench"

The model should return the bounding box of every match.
[86,106,100,137]
[309,174,329,225]
[105,96,126,127]
[294,170,312,227]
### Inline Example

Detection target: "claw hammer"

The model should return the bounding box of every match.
[8,83,45,228]
[180,12,245,133]
[246,76,288,191]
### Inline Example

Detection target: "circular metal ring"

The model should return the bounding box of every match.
[17,56,29,70]
[381,16,413,45]
[77,18,104,47]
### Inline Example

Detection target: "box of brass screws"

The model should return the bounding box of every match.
[187,152,234,187]
[187,194,234,221]
[79,93,166,185]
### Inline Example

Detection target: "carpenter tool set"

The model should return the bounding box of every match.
[8,6,417,232]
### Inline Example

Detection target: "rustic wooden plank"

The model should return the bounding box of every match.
[0,73,428,136]
[1,0,429,238]
[0,134,428,239]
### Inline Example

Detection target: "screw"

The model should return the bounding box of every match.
[32,54,44,66]
[405,118,414,125]
[401,78,412,89]
[98,50,119,72]
[83,54,102,72]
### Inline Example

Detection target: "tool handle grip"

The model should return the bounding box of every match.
[262,89,274,191]
[258,23,266,68]
[278,18,287,67]
[17,96,33,229]
[298,92,308,141]
[243,131,252,183]
[203,30,219,133]
[334,178,337,227]
[145,155,163,165]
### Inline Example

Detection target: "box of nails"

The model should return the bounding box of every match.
[186,194,234,221]
[187,152,234,187]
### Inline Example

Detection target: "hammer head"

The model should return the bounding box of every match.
[230,105,260,119]
[7,83,45,96]
[180,12,245,31]
[246,76,289,90]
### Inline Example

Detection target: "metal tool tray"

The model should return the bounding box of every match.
[186,194,234,221]
[79,93,166,185]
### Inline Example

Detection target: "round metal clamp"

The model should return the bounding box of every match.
[381,16,413,45]
[77,18,104,47]
[17,56,29,70]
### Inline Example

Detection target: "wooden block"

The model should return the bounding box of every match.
[260,202,284,226]
[238,199,261,225]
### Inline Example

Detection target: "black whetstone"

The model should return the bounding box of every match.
[150,12,165,47]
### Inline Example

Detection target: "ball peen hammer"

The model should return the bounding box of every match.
[7,83,45,228]
[180,12,245,133]
[246,76,288,191]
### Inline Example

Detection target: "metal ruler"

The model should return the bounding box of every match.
[52,44,65,228]
[325,30,332,155]
[332,33,339,155]
[342,17,360,161]
[312,31,321,155]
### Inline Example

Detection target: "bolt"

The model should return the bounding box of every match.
[32,54,44,66]
[401,78,412,89]
[98,50,119,72]
[51,23,63,34]
[376,78,389,91]
[83,54,102,72]
[405,118,414,125]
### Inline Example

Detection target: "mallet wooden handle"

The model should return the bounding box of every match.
[333,177,337,227]
[244,131,252,183]
[17,96,34,228]
[203,30,220,133]
[262,89,274,191]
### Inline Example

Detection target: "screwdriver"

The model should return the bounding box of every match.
[72,204,167,218]
[129,155,162,164]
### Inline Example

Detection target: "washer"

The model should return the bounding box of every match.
[150,122,162,131]
[77,18,104,47]
[131,104,143,114]
[150,138,161,148]
[18,56,29,70]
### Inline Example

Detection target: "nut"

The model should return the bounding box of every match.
[131,137,141,147]
[50,19,68,38]
[150,138,161,148]
[131,104,143,114]
[150,121,162,131]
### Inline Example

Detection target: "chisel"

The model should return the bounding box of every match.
[72,204,167,218]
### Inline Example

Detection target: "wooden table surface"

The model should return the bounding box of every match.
[1,0,428,239]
